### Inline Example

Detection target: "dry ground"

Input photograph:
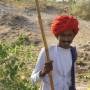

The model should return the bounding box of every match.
[0,2,90,90]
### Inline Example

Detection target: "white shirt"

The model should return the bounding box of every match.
[30,45,72,90]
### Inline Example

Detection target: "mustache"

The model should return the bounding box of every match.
[63,41,72,43]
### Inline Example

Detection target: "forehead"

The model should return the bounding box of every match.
[60,30,74,35]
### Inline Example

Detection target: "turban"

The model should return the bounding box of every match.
[51,16,79,37]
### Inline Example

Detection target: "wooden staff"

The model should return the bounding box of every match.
[35,0,54,90]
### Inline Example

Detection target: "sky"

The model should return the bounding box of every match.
[56,0,63,1]
[56,0,68,1]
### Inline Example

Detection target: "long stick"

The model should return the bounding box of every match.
[35,0,54,90]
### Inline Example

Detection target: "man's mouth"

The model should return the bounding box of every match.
[63,41,71,44]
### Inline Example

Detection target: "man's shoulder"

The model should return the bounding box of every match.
[48,45,57,50]
[40,45,57,52]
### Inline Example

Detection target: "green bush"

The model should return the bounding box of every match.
[0,43,8,59]
[0,35,39,90]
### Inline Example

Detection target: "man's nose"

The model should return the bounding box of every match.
[64,37,69,41]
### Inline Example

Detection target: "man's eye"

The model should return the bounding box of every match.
[61,34,65,36]
[68,34,72,36]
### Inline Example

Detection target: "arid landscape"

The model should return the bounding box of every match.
[0,1,90,90]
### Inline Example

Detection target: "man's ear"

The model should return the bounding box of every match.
[57,35,60,40]
[73,30,77,37]
[74,33,77,37]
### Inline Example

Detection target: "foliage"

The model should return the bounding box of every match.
[0,43,8,59]
[0,34,39,90]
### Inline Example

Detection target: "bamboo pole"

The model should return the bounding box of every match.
[35,0,54,90]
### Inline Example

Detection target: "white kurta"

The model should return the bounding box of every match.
[31,45,72,90]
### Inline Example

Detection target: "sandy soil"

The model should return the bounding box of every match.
[0,2,90,89]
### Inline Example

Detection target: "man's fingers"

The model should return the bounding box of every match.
[45,60,53,65]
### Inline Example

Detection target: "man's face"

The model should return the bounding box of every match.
[58,30,75,49]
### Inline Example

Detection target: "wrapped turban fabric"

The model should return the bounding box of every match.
[51,16,79,37]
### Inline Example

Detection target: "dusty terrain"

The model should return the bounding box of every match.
[0,1,90,89]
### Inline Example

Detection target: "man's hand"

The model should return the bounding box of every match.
[39,60,53,77]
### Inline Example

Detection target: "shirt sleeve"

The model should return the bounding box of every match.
[30,48,46,84]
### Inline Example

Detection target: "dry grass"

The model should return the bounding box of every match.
[70,0,90,20]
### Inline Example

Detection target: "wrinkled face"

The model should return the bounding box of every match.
[58,30,75,49]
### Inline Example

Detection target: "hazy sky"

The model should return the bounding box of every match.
[56,0,68,1]
[56,0,62,1]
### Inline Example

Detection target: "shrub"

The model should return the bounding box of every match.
[0,35,38,90]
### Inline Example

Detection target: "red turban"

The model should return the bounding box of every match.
[51,16,79,37]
